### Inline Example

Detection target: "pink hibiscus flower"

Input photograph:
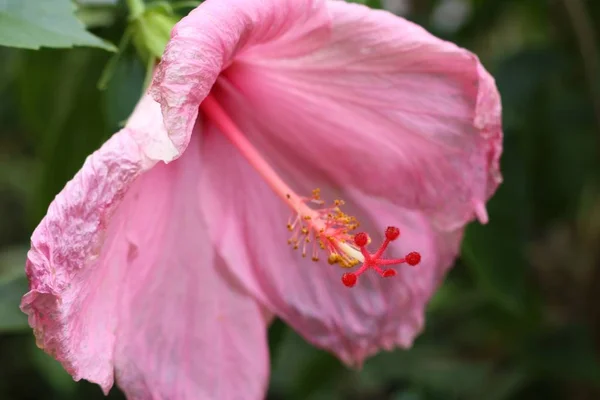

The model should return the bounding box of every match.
[21,0,502,399]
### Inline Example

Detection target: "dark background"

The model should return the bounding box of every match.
[2,0,600,398]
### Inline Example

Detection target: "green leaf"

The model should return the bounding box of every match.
[345,0,382,8]
[363,345,493,398]
[522,325,600,384]
[392,391,424,400]
[267,318,288,362]
[270,329,345,400]
[97,28,134,90]
[168,1,202,11]
[0,246,29,332]
[30,343,77,396]
[15,48,113,221]
[103,50,145,128]
[481,369,529,400]
[0,0,115,51]
[76,5,118,29]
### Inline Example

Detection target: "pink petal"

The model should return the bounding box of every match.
[114,135,270,400]
[221,1,502,230]
[151,0,330,155]
[153,0,502,231]
[21,99,269,398]
[200,128,463,365]
[22,126,145,392]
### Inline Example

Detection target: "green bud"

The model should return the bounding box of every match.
[134,10,178,60]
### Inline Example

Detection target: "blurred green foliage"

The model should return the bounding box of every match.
[0,0,115,51]
[2,0,600,399]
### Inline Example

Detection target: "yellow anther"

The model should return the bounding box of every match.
[286,189,363,269]
[328,253,342,265]
[339,258,360,269]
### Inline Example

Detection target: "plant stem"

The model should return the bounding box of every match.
[125,0,145,19]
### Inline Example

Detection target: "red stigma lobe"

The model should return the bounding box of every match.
[341,272,357,287]
[405,251,421,266]
[385,226,400,240]
[341,226,421,287]
[354,232,368,247]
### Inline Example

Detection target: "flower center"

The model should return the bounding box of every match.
[200,94,421,286]
[285,189,362,267]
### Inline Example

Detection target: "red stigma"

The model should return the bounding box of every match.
[385,226,400,241]
[382,269,396,278]
[354,232,368,247]
[341,226,421,287]
[342,272,357,287]
[405,251,421,266]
